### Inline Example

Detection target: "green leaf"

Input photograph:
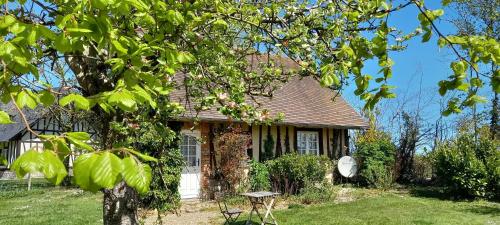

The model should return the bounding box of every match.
[108,90,137,111]
[126,148,158,162]
[91,152,123,189]
[73,153,100,192]
[0,111,13,124]
[422,30,432,43]
[16,90,37,109]
[321,74,334,87]
[59,94,90,110]
[432,9,444,18]
[111,40,128,54]
[10,150,43,178]
[43,138,71,156]
[54,34,72,53]
[442,0,451,6]
[213,19,228,30]
[39,90,56,106]
[122,157,152,194]
[66,136,94,152]
[66,132,91,141]
[470,78,483,87]
[0,15,17,30]
[177,52,195,64]
[166,10,184,25]
[40,151,67,185]
[451,61,467,77]
[66,28,93,33]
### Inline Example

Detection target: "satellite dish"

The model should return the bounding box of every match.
[338,156,357,178]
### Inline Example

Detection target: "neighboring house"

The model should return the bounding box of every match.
[0,103,95,170]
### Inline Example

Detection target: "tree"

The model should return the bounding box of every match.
[449,0,499,138]
[0,0,498,224]
[396,111,431,183]
[261,129,275,161]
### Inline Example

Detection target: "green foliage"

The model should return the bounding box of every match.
[412,154,433,183]
[0,155,7,166]
[266,153,331,195]
[297,181,336,205]
[122,157,152,194]
[432,134,499,199]
[11,150,67,185]
[0,0,498,204]
[0,111,13,124]
[261,131,275,161]
[354,130,396,188]
[134,122,183,212]
[248,160,271,191]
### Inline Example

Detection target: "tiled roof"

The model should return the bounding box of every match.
[0,103,45,141]
[170,56,368,129]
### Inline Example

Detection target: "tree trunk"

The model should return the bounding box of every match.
[103,182,139,225]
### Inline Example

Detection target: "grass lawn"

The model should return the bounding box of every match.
[236,192,500,225]
[0,179,102,225]
[0,179,498,225]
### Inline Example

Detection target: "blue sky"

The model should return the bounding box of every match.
[341,1,490,134]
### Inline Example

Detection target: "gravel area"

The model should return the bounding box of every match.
[141,199,225,225]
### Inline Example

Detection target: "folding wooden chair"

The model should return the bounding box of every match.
[215,192,243,224]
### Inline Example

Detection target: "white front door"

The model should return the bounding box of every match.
[179,130,201,199]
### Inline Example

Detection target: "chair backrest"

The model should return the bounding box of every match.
[214,191,228,212]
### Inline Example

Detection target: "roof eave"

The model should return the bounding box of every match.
[175,116,369,130]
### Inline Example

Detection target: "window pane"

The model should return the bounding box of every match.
[189,146,196,156]
[309,141,317,150]
[190,157,197,166]
[182,136,188,145]
[181,146,187,155]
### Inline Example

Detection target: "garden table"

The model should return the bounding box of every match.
[241,191,280,225]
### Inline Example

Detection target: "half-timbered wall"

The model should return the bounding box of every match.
[250,125,349,161]
[1,117,96,167]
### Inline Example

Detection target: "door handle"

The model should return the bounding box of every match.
[197,158,200,166]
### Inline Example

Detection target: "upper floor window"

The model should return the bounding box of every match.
[297,131,319,155]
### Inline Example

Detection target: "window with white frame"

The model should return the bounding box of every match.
[180,134,198,167]
[297,131,319,155]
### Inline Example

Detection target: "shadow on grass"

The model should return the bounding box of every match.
[408,186,462,201]
[463,205,500,216]
[0,178,54,191]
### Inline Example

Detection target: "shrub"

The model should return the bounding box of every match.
[248,160,271,191]
[261,131,275,161]
[433,134,499,199]
[266,153,331,195]
[136,122,183,212]
[215,127,251,193]
[354,129,396,188]
[412,154,433,183]
[298,181,336,204]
